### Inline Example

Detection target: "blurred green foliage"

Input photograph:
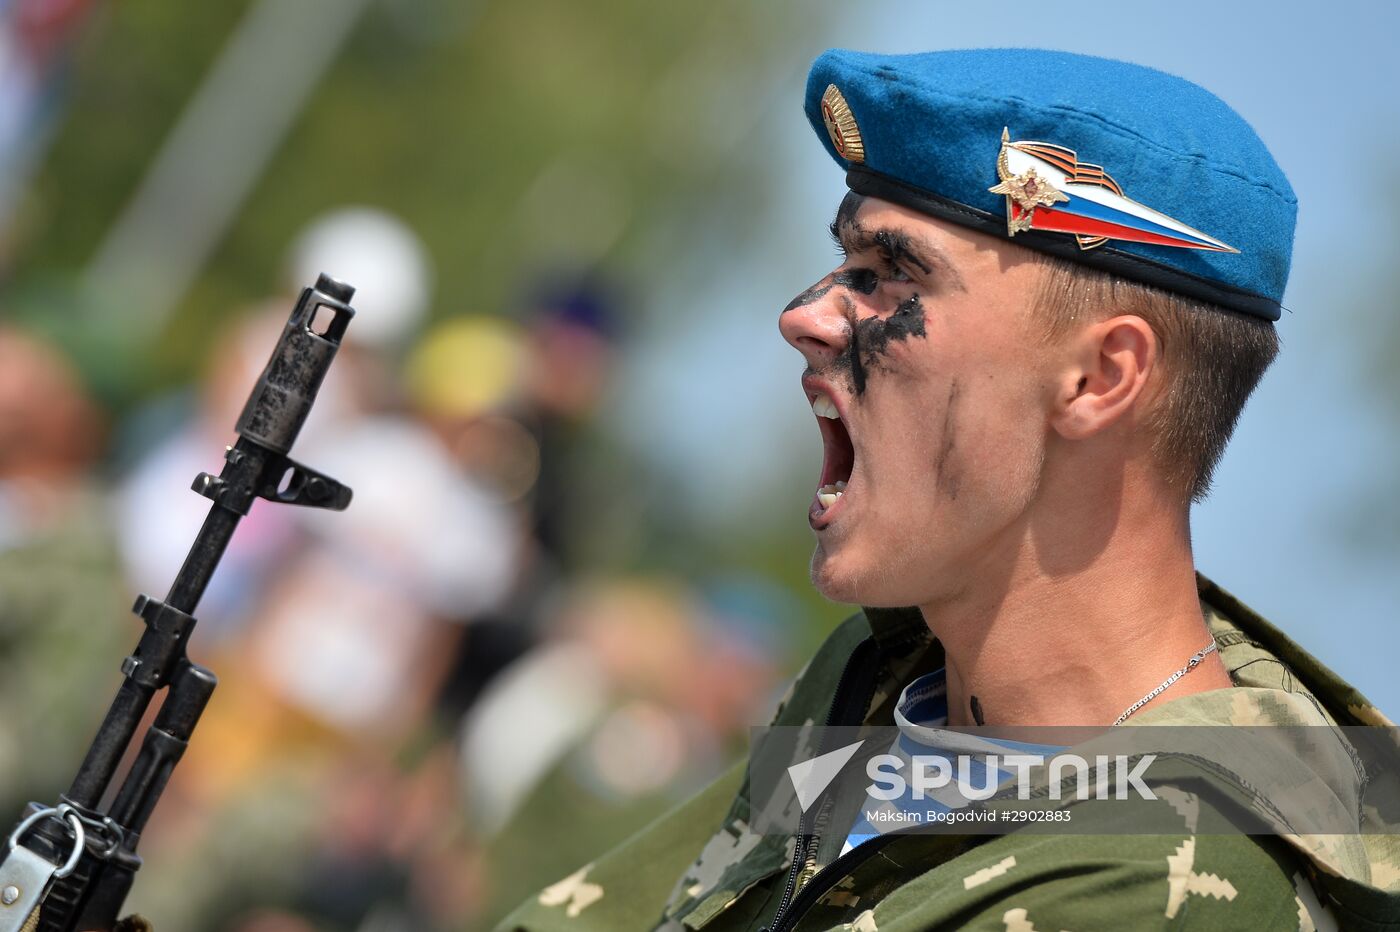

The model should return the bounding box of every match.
[2,0,851,644]
[7,0,827,406]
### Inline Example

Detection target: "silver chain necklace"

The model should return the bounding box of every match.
[1113,642,1218,726]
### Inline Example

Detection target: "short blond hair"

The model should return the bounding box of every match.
[1033,257,1280,502]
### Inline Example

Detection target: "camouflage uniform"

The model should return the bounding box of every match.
[0,486,130,813]
[495,576,1400,930]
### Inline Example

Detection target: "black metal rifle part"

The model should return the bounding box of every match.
[0,274,357,932]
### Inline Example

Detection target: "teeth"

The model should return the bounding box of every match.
[810,393,840,419]
[835,480,847,491]
[816,482,846,509]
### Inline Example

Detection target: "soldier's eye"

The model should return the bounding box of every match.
[875,256,911,284]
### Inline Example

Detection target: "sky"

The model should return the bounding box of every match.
[616,1,1400,712]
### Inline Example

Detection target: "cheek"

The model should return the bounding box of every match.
[952,376,1046,472]
[874,373,1048,527]
[810,409,1044,609]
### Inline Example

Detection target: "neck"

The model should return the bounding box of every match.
[920,474,1232,727]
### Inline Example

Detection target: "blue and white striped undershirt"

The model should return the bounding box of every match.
[842,669,1063,854]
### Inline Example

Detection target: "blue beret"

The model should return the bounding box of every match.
[804,49,1295,320]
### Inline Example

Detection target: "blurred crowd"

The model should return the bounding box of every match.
[0,208,800,931]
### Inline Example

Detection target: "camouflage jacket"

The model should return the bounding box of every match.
[495,576,1400,931]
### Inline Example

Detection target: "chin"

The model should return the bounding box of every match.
[810,540,892,606]
[810,537,934,609]
[810,541,858,603]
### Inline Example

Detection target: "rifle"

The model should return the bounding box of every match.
[0,274,357,931]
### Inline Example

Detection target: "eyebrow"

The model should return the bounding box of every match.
[828,208,966,292]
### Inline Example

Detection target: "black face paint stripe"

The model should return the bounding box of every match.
[853,294,926,358]
[885,294,926,338]
[848,307,867,396]
[825,293,930,397]
[970,695,985,726]
[780,266,877,318]
[782,281,834,314]
[934,379,961,499]
[832,268,878,295]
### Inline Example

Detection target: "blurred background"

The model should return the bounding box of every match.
[0,1,1395,929]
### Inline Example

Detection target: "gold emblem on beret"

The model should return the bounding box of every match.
[989,129,1069,236]
[820,84,864,164]
[988,127,1238,253]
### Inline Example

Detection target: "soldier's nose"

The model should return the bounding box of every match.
[779,281,850,368]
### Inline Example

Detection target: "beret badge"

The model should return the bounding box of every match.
[989,128,1237,254]
[820,84,865,164]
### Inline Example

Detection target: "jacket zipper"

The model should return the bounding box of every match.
[765,831,903,932]
[762,636,883,932]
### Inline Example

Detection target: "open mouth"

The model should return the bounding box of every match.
[808,388,855,524]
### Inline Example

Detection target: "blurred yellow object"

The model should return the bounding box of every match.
[406,316,525,420]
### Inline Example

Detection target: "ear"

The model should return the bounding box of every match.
[1049,315,1157,440]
